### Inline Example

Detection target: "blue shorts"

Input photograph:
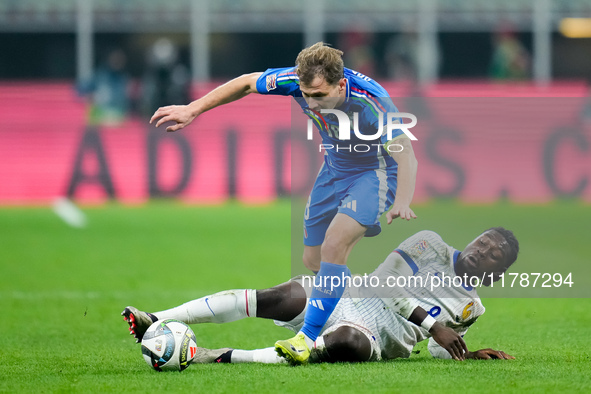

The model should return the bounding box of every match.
[303,162,397,246]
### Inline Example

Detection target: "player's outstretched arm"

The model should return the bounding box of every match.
[150,72,263,132]
[465,348,515,360]
[428,338,514,361]
[386,138,418,224]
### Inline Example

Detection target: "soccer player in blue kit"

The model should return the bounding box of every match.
[149,42,418,365]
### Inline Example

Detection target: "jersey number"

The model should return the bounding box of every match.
[429,306,441,317]
[351,70,371,82]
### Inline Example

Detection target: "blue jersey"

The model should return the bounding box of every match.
[256,67,403,177]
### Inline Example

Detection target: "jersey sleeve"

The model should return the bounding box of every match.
[394,230,448,273]
[255,67,301,97]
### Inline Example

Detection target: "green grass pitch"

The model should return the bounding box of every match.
[1,200,590,392]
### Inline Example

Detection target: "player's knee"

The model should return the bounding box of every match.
[256,282,306,321]
[303,248,321,272]
[325,326,372,362]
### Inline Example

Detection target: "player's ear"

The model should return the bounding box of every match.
[339,78,347,91]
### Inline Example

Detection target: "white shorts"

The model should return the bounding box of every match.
[273,275,382,362]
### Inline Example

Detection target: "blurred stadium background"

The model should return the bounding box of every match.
[1,1,591,391]
[0,0,590,205]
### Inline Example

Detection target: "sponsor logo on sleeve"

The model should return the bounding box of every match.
[414,240,428,255]
[266,74,277,91]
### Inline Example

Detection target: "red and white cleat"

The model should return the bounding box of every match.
[121,306,157,343]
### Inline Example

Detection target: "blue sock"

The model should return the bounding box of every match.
[301,261,351,341]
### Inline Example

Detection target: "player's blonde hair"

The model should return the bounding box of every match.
[295,42,344,86]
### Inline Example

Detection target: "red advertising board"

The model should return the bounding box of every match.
[0,82,589,204]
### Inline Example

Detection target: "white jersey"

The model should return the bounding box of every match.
[351,230,486,360]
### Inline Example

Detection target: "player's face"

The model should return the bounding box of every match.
[456,230,512,286]
[300,76,346,111]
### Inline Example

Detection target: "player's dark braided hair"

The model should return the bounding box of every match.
[485,227,519,267]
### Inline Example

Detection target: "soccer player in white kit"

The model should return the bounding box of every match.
[123,227,518,363]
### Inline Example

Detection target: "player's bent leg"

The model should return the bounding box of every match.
[121,306,158,343]
[321,213,367,265]
[321,326,372,363]
[152,289,258,324]
[295,214,365,345]
[123,282,305,344]
[256,281,307,322]
[122,289,258,343]
[276,214,366,364]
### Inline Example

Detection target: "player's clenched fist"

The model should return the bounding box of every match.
[150,105,196,132]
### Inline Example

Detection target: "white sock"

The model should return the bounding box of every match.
[298,331,315,349]
[310,336,329,362]
[230,348,287,364]
[153,289,257,324]
[313,336,326,353]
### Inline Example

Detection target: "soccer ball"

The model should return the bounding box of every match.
[141,319,198,371]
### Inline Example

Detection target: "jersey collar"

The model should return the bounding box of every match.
[453,249,461,265]
[345,77,351,102]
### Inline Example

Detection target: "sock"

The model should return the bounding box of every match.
[146,313,158,323]
[214,350,233,363]
[313,336,326,354]
[300,261,351,342]
[230,348,287,364]
[309,336,329,363]
[153,289,257,324]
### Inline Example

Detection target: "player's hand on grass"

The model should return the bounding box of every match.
[386,204,417,224]
[150,105,196,132]
[429,322,468,361]
[466,348,515,360]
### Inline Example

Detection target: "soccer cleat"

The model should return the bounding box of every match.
[274,333,310,366]
[192,347,233,364]
[121,306,157,343]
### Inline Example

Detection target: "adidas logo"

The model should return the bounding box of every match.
[342,200,357,212]
[309,299,325,310]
